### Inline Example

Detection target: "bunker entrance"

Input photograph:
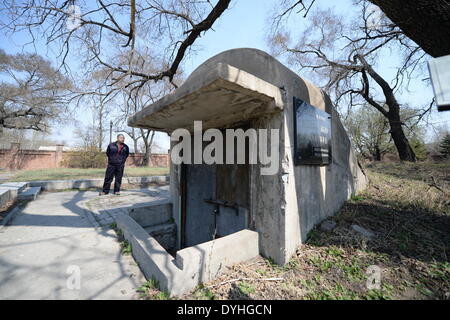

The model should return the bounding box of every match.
[180,128,251,248]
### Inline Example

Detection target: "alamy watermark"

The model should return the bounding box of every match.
[66,265,81,290]
[66,4,82,31]
[366,265,381,290]
[170,121,279,175]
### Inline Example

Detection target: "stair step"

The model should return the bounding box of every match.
[0,182,29,193]
[143,222,176,236]
[18,186,42,201]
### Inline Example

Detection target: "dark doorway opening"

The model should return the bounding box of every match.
[180,126,251,248]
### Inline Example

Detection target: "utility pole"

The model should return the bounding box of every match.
[109,120,113,143]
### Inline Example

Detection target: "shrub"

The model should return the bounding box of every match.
[60,147,107,168]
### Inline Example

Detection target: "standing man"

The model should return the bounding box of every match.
[100,134,130,195]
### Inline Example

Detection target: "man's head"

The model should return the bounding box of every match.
[117,134,125,144]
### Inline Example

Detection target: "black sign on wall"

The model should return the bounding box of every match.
[293,97,332,165]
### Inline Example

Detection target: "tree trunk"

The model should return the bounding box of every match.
[98,112,103,151]
[141,129,155,167]
[144,143,151,166]
[98,102,104,151]
[356,54,417,162]
[387,110,417,162]
[370,0,450,57]
[374,145,381,161]
[131,128,138,153]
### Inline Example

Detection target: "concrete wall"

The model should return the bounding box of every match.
[128,200,176,253]
[169,48,367,265]
[116,212,259,296]
[0,143,169,170]
[28,175,169,191]
[0,182,28,212]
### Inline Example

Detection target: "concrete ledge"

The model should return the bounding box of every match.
[128,200,175,253]
[128,62,284,132]
[0,182,28,193]
[115,214,183,295]
[0,182,28,208]
[17,186,41,201]
[115,213,260,296]
[144,223,177,253]
[129,200,172,227]
[0,206,21,231]
[175,229,260,283]
[29,175,169,191]
[0,188,13,209]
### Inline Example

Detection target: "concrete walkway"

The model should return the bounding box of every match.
[0,187,169,300]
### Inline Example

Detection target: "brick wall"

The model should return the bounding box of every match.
[0,143,169,170]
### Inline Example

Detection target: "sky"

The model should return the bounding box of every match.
[1,0,449,151]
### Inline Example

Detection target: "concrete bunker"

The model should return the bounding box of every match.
[124,48,367,296]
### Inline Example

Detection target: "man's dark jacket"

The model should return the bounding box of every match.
[106,142,130,165]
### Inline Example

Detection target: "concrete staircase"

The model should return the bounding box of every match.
[17,186,42,201]
[0,182,42,208]
[0,182,28,208]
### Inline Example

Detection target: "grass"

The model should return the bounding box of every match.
[120,240,132,255]
[108,220,171,300]
[136,277,171,300]
[191,284,216,300]
[3,167,169,182]
[238,281,256,296]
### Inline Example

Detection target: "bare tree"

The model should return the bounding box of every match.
[344,105,424,160]
[1,0,232,102]
[271,0,450,57]
[0,128,60,149]
[115,77,171,165]
[0,49,72,134]
[269,3,433,161]
[345,106,391,160]
[80,68,115,150]
[112,51,178,165]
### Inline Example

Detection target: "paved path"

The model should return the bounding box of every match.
[0,186,169,300]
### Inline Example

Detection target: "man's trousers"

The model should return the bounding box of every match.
[102,163,125,194]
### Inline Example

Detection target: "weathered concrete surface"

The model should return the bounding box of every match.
[128,63,284,132]
[0,190,167,300]
[0,188,14,208]
[129,200,172,227]
[144,223,177,253]
[17,186,42,201]
[127,200,176,253]
[0,182,29,208]
[0,182,28,193]
[116,211,260,297]
[29,175,169,191]
[0,207,21,231]
[175,229,260,285]
[129,48,367,265]
[79,185,170,227]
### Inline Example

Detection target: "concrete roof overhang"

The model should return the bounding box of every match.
[127,62,284,133]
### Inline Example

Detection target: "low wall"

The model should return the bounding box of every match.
[0,182,28,211]
[29,175,169,191]
[0,143,169,170]
[116,211,259,297]
[129,200,176,253]
[0,188,15,209]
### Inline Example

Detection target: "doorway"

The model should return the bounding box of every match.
[180,129,251,248]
